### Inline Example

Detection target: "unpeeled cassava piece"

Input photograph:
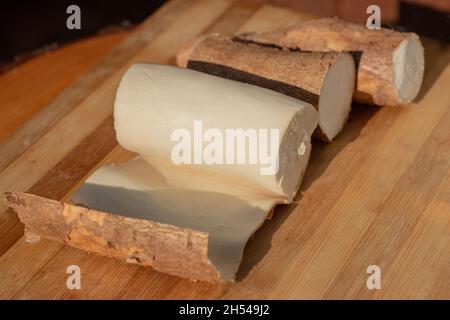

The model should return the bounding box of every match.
[177,34,355,142]
[236,17,425,106]
[5,64,318,282]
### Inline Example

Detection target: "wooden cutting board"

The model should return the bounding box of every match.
[0,0,449,299]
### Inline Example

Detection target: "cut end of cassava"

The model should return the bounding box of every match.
[317,52,355,141]
[393,34,425,104]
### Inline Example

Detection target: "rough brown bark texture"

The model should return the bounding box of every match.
[177,34,353,141]
[236,17,424,106]
[4,192,221,282]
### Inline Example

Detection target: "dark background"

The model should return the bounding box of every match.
[0,0,165,65]
[1,0,449,66]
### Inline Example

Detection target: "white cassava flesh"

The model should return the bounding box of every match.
[113,64,317,199]
[318,53,355,140]
[7,64,318,282]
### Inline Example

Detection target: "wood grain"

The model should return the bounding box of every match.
[0,0,235,255]
[0,0,449,299]
[0,31,129,143]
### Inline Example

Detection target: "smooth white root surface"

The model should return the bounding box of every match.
[73,64,318,280]
[114,64,318,200]
[393,35,424,104]
[318,53,355,141]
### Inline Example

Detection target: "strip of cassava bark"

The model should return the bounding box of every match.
[176,34,355,141]
[4,191,220,282]
[235,17,425,106]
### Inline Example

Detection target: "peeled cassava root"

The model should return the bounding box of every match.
[177,34,355,142]
[114,64,317,199]
[5,64,318,282]
[236,17,425,106]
